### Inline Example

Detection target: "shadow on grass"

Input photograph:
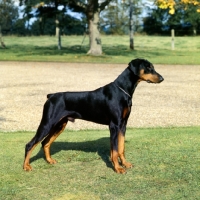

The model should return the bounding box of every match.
[7,44,170,58]
[30,137,113,170]
[7,45,87,57]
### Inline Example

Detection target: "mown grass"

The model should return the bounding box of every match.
[0,127,200,199]
[0,35,200,64]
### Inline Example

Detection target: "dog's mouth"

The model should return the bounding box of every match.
[146,80,161,84]
[146,80,153,83]
[146,77,164,84]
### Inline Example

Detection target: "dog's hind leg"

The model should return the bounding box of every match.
[23,99,61,171]
[23,141,40,171]
[23,123,53,171]
[41,117,68,164]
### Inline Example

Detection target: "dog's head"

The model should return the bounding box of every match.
[128,58,164,83]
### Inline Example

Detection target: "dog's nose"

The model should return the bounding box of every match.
[159,76,164,82]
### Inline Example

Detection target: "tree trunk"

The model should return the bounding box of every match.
[0,25,5,48]
[129,0,134,50]
[58,28,61,50]
[55,19,61,50]
[39,17,44,35]
[0,25,2,42]
[193,27,196,36]
[87,11,102,55]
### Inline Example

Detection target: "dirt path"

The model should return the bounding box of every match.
[0,61,199,131]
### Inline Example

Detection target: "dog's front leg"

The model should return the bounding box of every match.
[118,131,133,169]
[109,122,126,174]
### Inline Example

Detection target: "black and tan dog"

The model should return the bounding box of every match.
[23,58,164,174]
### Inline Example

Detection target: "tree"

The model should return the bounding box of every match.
[12,18,28,36]
[100,1,129,35]
[68,0,113,55]
[36,2,67,50]
[20,0,114,55]
[143,5,200,36]
[20,1,68,49]
[123,0,143,50]
[156,0,200,14]
[129,0,134,49]
[30,14,85,36]
[184,5,200,35]
[0,0,18,46]
[155,1,200,35]
[143,8,168,35]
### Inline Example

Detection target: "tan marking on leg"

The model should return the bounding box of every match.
[118,131,125,163]
[23,143,39,171]
[110,141,113,161]
[112,150,126,174]
[122,107,130,119]
[43,123,67,164]
[118,131,133,169]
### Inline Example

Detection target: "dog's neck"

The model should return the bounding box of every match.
[114,67,140,97]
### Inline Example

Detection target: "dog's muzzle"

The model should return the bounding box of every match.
[159,76,164,83]
[146,75,164,83]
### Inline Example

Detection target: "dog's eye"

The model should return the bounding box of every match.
[147,66,152,71]
[147,64,154,70]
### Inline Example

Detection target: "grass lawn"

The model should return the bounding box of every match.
[0,127,200,199]
[0,35,200,64]
[0,35,200,199]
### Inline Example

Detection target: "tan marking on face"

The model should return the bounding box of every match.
[139,69,161,83]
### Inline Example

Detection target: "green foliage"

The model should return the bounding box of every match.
[29,15,86,36]
[0,0,18,32]
[12,18,27,36]
[0,127,200,199]
[1,35,200,64]
[184,5,200,35]
[100,1,129,35]
[143,8,169,35]
[100,0,143,35]
[145,3,200,35]
[19,0,85,36]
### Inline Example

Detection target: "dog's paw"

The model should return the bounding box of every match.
[47,158,57,164]
[115,167,126,174]
[23,164,32,171]
[123,162,133,169]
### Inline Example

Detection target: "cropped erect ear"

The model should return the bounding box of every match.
[128,59,143,76]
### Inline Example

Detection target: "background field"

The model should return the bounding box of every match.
[1,35,200,64]
[0,127,200,200]
[0,35,200,199]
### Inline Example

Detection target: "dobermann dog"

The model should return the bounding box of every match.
[23,58,164,174]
